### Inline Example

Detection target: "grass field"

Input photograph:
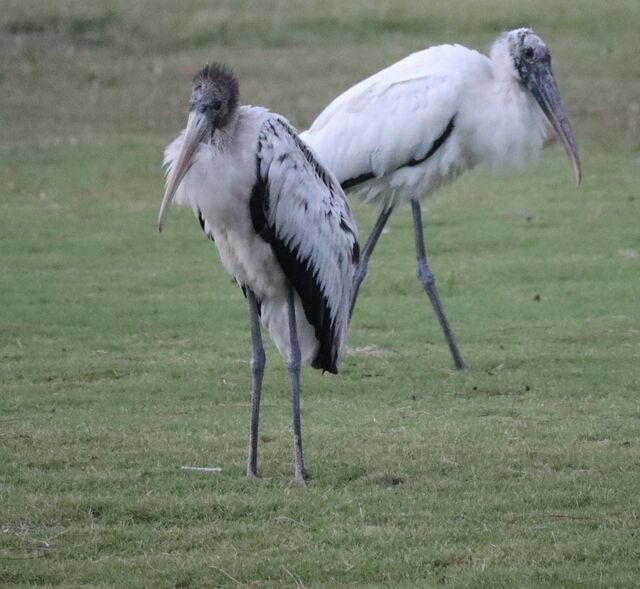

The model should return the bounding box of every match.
[1,1,640,587]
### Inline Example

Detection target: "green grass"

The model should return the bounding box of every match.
[1,1,640,587]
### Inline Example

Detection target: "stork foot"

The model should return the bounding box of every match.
[293,468,309,485]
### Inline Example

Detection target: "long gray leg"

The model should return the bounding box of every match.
[246,287,266,479]
[350,205,395,318]
[287,287,306,482]
[411,199,465,371]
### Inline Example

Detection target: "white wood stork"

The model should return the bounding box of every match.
[158,64,359,482]
[300,28,581,371]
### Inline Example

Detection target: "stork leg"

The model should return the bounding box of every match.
[350,205,395,318]
[287,287,306,483]
[246,287,266,479]
[411,199,465,371]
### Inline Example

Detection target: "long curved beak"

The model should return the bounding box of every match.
[158,111,210,232]
[529,62,582,185]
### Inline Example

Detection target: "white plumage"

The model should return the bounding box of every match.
[158,64,358,481]
[164,109,356,368]
[301,29,581,370]
[301,30,579,208]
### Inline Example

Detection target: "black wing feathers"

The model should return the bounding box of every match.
[269,237,337,372]
[197,208,215,242]
[340,115,457,191]
[250,119,348,373]
[406,115,456,168]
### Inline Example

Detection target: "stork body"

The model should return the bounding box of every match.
[301,29,581,370]
[159,65,358,481]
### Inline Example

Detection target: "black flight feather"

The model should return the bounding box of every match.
[340,114,457,191]
[249,151,340,374]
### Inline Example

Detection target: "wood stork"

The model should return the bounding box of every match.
[158,64,359,482]
[301,28,581,371]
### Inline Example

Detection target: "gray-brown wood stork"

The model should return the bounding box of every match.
[300,28,581,371]
[158,64,359,482]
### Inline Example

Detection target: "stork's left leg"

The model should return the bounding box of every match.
[246,287,266,479]
[350,205,395,318]
[287,287,306,483]
[411,199,465,371]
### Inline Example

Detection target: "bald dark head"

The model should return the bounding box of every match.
[492,29,581,185]
[504,29,551,85]
[189,63,239,129]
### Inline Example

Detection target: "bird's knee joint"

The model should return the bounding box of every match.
[354,263,367,284]
[417,265,435,287]
[251,349,266,373]
[287,355,301,373]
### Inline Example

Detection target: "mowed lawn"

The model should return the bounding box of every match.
[1,1,639,587]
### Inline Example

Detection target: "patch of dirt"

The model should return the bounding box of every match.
[346,344,395,358]
[617,248,638,259]
[365,472,404,487]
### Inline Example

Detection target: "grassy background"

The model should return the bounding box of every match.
[1,1,639,587]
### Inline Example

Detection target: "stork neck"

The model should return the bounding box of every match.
[493,76,535,114]
[212,107,241,149]
[468,72,547,171]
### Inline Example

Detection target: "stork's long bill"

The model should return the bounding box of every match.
[158,111,210,231]
[528,61,582,185]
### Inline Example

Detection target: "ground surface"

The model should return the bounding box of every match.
[1,1,639,587]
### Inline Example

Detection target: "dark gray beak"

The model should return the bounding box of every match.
[158,111,209,231]
[529,61,582,185]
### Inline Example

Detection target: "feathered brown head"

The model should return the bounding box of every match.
[189,63,239,129]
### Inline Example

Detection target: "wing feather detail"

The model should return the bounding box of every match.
[300,45,488,190]
[253,116,358,373]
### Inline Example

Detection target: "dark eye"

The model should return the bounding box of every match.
[213,98,222,110]
[523,47,534,60]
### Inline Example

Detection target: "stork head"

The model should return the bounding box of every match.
[158,63,239,231]
[189,64,239,130]
[493,29,582,185]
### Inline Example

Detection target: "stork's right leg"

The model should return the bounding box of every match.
[350,205,395,318]
[411,199,465,371]
[287,287,306,483]
[246,287,266,479]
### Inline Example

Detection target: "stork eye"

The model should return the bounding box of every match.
[523,47,534,60]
